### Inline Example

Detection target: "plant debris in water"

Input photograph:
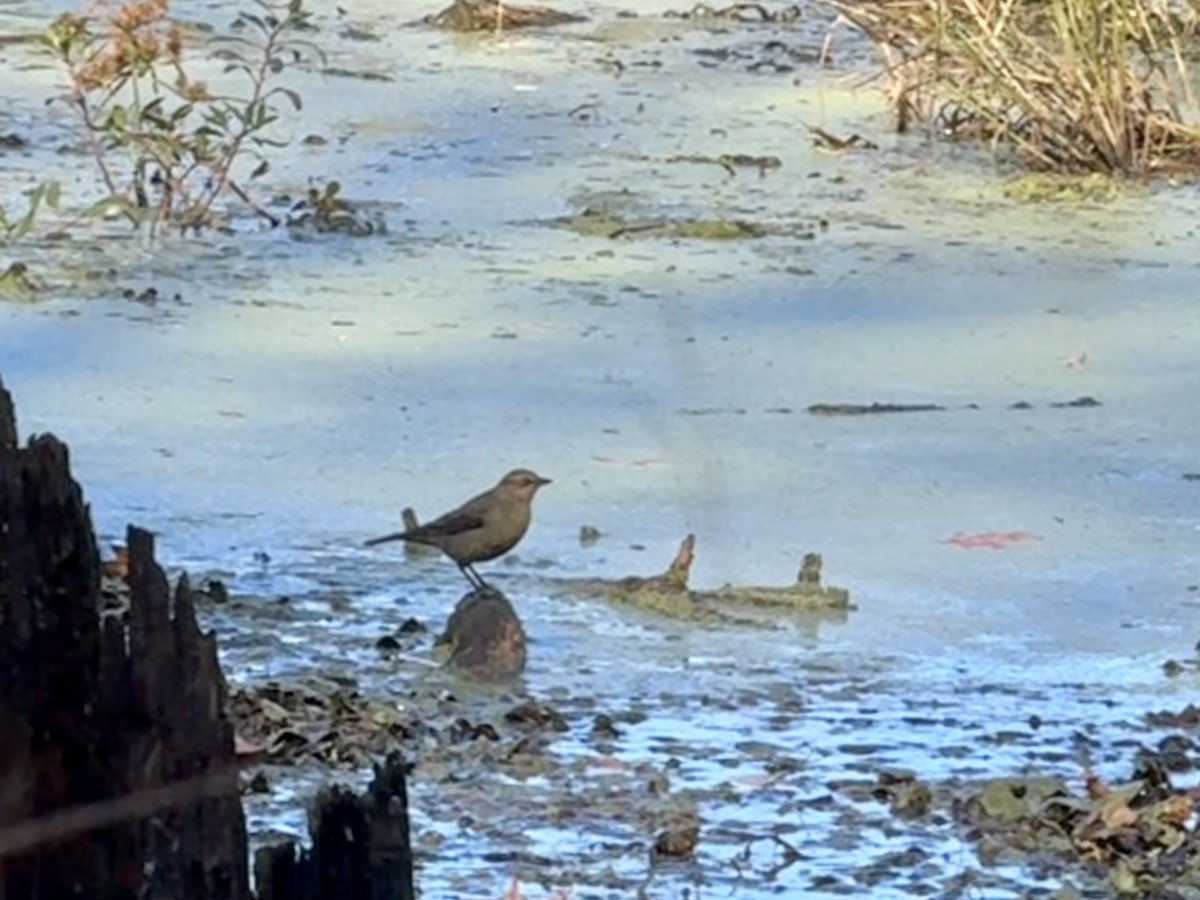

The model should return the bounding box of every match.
[0,262,41,301]
[836,735,1200,897]
[564,208,772,240]
[1003,172,1124,204]
[554,534,853,622]
[807,124,878,153]
[663,3,804,23]
[421,0,584,31]
[664,152,782,176]
[806,396,1102,415]
[285,181,386,237]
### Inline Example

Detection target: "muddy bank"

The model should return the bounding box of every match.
[156,559,1200,898]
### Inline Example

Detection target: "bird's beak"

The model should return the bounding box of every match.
[537,476,552,486]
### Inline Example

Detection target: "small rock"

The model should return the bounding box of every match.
[579,525,603,546]
[1153,735,1194,773]
[505,700,568,732]
[448,718,500,743]
[203,578,229,604]
[398,617,426,634]
[653,813,700,860]
[592,713,621,740]
[646,771,670,795]
[1050,395,1101,408]
[327,594,353,613]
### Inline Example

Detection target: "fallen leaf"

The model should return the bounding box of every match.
[234,734,265,757]
[1100,800,1138,830]
[1110,861,1139,894]
[1155,794,1193,827]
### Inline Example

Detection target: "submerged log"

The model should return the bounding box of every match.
[422,0,585,30]
[556,534,854,622]
[436,589,527,680]
[0,373,249,898]
[699,550,851,610]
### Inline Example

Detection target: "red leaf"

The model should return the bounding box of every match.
[943,531,1042,550]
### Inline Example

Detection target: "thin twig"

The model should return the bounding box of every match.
[0,769,239,861]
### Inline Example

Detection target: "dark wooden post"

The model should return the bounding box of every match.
[0,372,414,900]
[254,753,415,900]
[0,373,249,900]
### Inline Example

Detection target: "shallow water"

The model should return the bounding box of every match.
[3,0,1200,895]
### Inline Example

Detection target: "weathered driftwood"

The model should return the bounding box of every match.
[254,753,414,900]
[557,535,853,622]
[422,0,584,31]
[700,550,852,610]
[435,589,527,679]
[0,373,249,899]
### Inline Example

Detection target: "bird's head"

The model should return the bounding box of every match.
[497,468,552,504]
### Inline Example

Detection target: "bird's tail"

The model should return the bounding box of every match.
[364,531,409,547]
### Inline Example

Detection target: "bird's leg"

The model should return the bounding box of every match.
[465,563,493,593]
[458,563,484,592]
[457,563,478,590]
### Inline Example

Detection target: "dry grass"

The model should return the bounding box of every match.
[829,0,1200,174]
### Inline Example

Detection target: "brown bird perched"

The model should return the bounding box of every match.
[364,468,551,590]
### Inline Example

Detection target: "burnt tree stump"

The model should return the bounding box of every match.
[254,753,414,900]
[0,374,249,899]
[0,372,416,900]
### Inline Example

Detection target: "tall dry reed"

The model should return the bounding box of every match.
[831,0,1200,174]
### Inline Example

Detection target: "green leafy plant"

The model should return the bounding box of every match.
[42,0,321,236]
[0,181,61,243]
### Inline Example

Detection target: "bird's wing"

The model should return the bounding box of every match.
[412,487,494,536]
[364,508,485,546]
[363,487,491,548]
[415,509,486,538]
